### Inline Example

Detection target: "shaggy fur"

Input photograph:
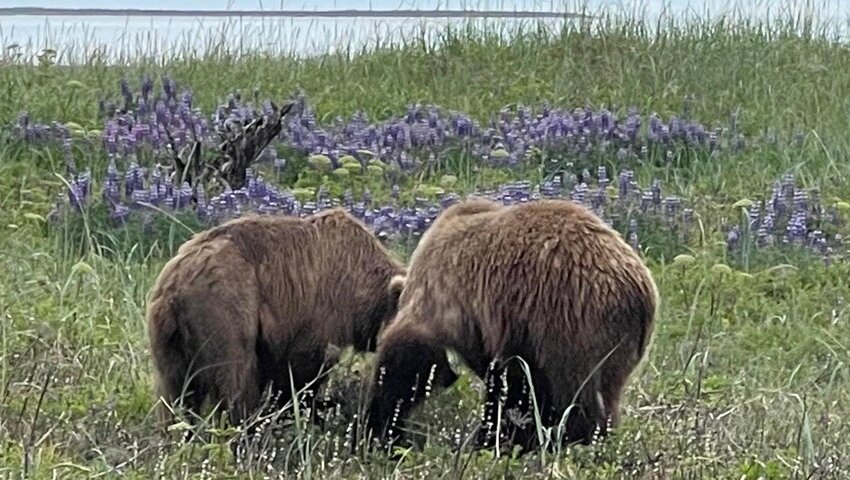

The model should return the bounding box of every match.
[146,209,406,434]
[365,198,658,453]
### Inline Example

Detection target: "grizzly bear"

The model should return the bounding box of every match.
[146,208,406,436]
[364,198,658,453]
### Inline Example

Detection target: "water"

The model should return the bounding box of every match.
[1,0,848,64]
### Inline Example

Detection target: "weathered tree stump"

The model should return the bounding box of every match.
[164,100,296,199]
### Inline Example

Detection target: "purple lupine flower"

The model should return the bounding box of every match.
[781,174,795,203]
[597,165,609,189]
[650,179,662,208]
[541,180,559,198]
[663,196,681,223]
[173,182,193,210]
[639,192,654,213]
[125,161,140,197]
[76,170,91,201]
[441,193,460,209]
[726,226,741,250]
[570,182,588,205]
[110,203,131,225]
[155,100,169,126]
[785,211,808,243]
[682,208,694,242]
[37,90,767,255]
[593,183,608,211]
[343,189,354,208]
[762,209,776,236]
[302,201,317,217]
[809,230,828,255]
[131,188,151,209]
[628,219,639,251]
[618,169,633,202]
[748,203,761,230]
[793,189,808,213]
[196,187,210,217]
[67,182,84,210]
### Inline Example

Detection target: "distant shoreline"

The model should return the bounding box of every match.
[0,7,592,19]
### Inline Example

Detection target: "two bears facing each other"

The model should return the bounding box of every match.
[365,198,659,454]
[146,208,407,436]
[146,198,658,456]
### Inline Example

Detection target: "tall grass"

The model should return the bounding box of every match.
[1,1,850,478]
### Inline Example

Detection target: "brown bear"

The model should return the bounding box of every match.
[146,208,406,437]
[365,198,658,453]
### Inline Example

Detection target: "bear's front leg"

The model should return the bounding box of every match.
[257,346,336,427]
[475,355,553,454]
[475,358,505,451]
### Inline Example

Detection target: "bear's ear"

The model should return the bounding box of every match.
[385,273,407,316]
[388,274,407,304]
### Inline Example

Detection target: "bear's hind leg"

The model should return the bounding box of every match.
[211,348,264,460]
[153,364,208,440]
[590,353,637,441]
[555,347,642,448]
[548,369,609,448]
[151,331,210,443]
[210,345,262,434]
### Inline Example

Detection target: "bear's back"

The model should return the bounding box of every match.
[149,214,323,311]
[411,199,637,282]
[306,208,404,274]
[404,199,656,356]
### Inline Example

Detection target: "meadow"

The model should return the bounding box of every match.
[2,4,850,478]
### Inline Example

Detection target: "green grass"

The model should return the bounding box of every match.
[2,2,850,478]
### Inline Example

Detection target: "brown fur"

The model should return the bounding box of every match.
[146,209,405,435]
[365,198,658,453]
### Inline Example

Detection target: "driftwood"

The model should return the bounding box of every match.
[164,100,295,198]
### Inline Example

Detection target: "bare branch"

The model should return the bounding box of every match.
[161,97,297,202]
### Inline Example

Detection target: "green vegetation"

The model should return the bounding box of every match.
[1,3,849,478]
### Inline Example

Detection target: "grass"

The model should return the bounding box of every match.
[2,1,850,478]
